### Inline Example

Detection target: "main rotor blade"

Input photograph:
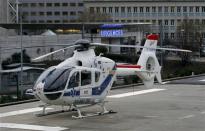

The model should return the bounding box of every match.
[91,43,192,53]
[32,45,78,61]
[0,44,71,51]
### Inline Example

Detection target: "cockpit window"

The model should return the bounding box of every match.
[34,66,55,88]
[95,71,100,83]
[43,68,72,92]
[68,72,79,89]
[81,70,91,86]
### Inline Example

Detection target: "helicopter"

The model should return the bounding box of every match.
[26,34,191,118]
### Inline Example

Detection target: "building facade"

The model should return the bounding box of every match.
[19,0,85,23]
[84,0,205,39]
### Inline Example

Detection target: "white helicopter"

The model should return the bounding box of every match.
[26,34,191,118]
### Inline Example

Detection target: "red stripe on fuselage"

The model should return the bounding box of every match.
[116,64,141,69]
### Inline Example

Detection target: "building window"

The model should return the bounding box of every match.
[195,19,200,24]
[54,20,60,23]
[152,7,156,12]
[140,7,143,13]
[62,3,68,6]
[78,3,84,7]
[96,7,100,13]
[189,7,193,12]
[171,20,175,25]
[202,19,205,24]
[165,33,169,39]
[134,7,137,12]
[39,3,44,7]
[196,6,199,12]
[171,33,175,39]
[78,11,83,15]
[146,7,150,12]
[47,12,52,16]
[54,12,60,16]
[63,20,68,23]
[121,7,125,13]
[165,20,168,25]
[22,12,29,16]
[202,6,205,12]
[31,12,36,16]
[183,7,187,12]
[30,20,37,23]
[127,7,131,13]
[171,7,175,12]
[115,7,119,13]
[39,20,44,23]
[46,3,52,7]
[22,3,28,7]
[158,20,162,25]
[90,7,94,13]
[103,7,106,13]
[70,3,76,7]
[70,11,76,16]
[39,12,44,16]
[158,7,162,12]
[54,3,60,7]
[47,20,52,23]
[177,6,181,12]
[62,12,68,16]
[164,7,168,12]
[109,7,113,13]
[30,3,36,7]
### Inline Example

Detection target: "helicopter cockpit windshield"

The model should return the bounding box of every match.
[34,67,72,92]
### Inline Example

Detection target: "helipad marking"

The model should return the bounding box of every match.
[0,107,52,118]
[107,88,166,98]
[0,123,68,131]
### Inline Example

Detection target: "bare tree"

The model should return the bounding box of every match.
[175,18,205,64]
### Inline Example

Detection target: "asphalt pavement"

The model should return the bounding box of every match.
[0,76,205,131]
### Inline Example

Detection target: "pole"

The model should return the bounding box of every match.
[82,23,85,39]
[160,23,163,66]
[19,1,23,99]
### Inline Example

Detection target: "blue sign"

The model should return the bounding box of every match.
[100,24,123,29]
[100,30,123,37]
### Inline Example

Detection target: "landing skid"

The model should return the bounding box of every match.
[72,110,116,119]
[72,102,117,119]
[36,104,75,117]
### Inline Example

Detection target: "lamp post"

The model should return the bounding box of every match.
[17,0,23,99]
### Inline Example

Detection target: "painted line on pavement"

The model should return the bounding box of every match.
[0,123,68,131]
[0,107,52,118]
[178,115,195,120]
[107,88,166,98]
[201,111,205,114]
[199,79,205,82]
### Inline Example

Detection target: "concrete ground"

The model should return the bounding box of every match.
[0,76,205,131]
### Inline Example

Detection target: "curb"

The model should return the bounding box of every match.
[0,99,39,107]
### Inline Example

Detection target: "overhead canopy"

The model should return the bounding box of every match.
[0,23,152,30]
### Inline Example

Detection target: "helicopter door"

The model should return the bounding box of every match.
[79,70,92,98]
[67,71,80,98]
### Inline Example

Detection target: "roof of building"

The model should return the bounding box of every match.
[0,23,152,30]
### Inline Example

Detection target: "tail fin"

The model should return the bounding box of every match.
[136,34,162,88]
